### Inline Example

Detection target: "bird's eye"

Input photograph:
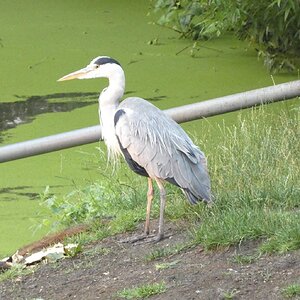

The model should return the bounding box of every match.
[95,65,99,69]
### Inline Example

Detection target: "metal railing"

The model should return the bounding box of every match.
[0,80,299,163]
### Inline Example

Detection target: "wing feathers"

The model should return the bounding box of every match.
[115,97,212,203]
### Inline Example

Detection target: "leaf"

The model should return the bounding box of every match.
[284,7,291,21]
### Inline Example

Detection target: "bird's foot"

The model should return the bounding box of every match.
[140,234,164,244]
[119,233,150,244]
[120,233,164,244]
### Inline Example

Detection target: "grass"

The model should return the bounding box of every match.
[0,264,34,282]
[145,242,192,261]
[117,282,166,299]
[39,106,300,254]
[39,175,153,242]
[222,288,239,299]
[281,283,300,298]
[231,254,258,265]
[155,260,181,270]
[191,108,300,252]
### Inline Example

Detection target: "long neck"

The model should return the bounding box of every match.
[99,69,125,160]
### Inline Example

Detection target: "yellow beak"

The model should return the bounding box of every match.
[57,67,89,82]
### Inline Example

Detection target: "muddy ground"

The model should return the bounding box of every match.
[0,221,299,300]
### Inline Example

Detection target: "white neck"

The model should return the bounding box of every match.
[99,68,125,161]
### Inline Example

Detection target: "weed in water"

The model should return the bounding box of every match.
[117,281,166,299]
[281,283,300,298]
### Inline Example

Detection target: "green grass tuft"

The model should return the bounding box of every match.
[231,254,258,265]
[155,260,181,270]
[222,288,239,299]
[117,282,166,299]
[0,265,34,282]
[145,242,192,261]
[281,283,300,298]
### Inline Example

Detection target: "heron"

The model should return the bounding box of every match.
[58,56,212,242]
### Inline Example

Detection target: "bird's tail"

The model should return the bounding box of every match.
[165,150,213,205]
[181,159,213,205]
[182,188,213,205]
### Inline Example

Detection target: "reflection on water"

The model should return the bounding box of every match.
[0,185,65,201]
[0,92,99,142]
[0,91,143,143]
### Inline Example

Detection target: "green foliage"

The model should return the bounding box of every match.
[0,265,33,282]
[281,283,300,298]
[260,221,300,253]
[39,107,299,255]
[117,282,166,299]
[152,0,300,72]
[222,289,239,300]
[39,176,154,238]
[153,0,231,39]
[40,178,143,226]
[64,244,83,258]
[192,107,300,252]
[234,0,300,72]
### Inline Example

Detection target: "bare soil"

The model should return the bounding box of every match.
[0,221,299,300]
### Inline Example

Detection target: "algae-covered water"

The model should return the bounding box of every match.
[0,0,298,256]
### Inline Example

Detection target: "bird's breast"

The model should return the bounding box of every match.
[102,124,122,160]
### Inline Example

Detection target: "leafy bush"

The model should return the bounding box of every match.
[152,0,300,72]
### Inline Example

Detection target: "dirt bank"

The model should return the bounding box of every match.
[0,221,299,299]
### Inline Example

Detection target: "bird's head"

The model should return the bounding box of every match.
[57,56,122,81]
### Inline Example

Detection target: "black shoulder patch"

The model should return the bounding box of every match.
[94,57,121,67]
[115,135,149,177]
[114,109,126,126]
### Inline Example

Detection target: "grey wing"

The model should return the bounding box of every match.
[115,97,212,204]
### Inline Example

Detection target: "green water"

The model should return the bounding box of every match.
[0,1,298,257]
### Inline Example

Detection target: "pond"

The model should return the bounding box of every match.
[0,0,298,257]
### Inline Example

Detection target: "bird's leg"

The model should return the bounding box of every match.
[144,177,154,235]
[120,178,168,244]
[120,178,166,244]
[119,178,155,244]
[154,178,166,242]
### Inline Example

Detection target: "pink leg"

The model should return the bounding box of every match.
[120,177,166,244]
[154,178,166,241]
[144,177,154,235]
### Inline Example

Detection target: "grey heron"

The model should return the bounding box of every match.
[58,56,212,242]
